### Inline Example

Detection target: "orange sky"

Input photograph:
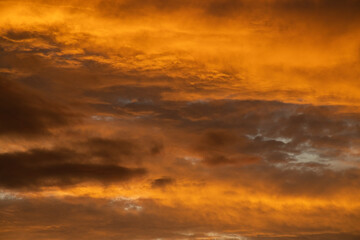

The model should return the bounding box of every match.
[1,1,360,240]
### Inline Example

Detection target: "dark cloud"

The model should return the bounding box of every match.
[0,142,148,189]
[83,137,163,163]
[0,79,77,137]
[271,0,360,17]
[85,137,137,162]
[3,29,58,44]
[204,0,246,17]
[201,130,237,148]
[88,0,360,24]
[151,177,175,188]
[85,88,360,168]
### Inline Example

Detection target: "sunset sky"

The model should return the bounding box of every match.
[1,0,360,239]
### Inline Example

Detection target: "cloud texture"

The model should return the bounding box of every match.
[1,0,360,239]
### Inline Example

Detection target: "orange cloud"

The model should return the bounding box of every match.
[1,0,360,239]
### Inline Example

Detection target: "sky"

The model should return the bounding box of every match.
[1,0,360,239]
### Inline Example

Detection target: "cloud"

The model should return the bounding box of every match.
[151,177,175,188]
[0,195,360,240]
[0,196,209,240]
[0,142,148,189]
[1,0,360,238]
[85,137,137,162]
[0,79,77,137]
[250,233,360,240]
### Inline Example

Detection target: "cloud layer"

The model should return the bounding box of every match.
[1,0,360,239]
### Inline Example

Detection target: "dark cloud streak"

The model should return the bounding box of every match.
[0,79,77,137]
